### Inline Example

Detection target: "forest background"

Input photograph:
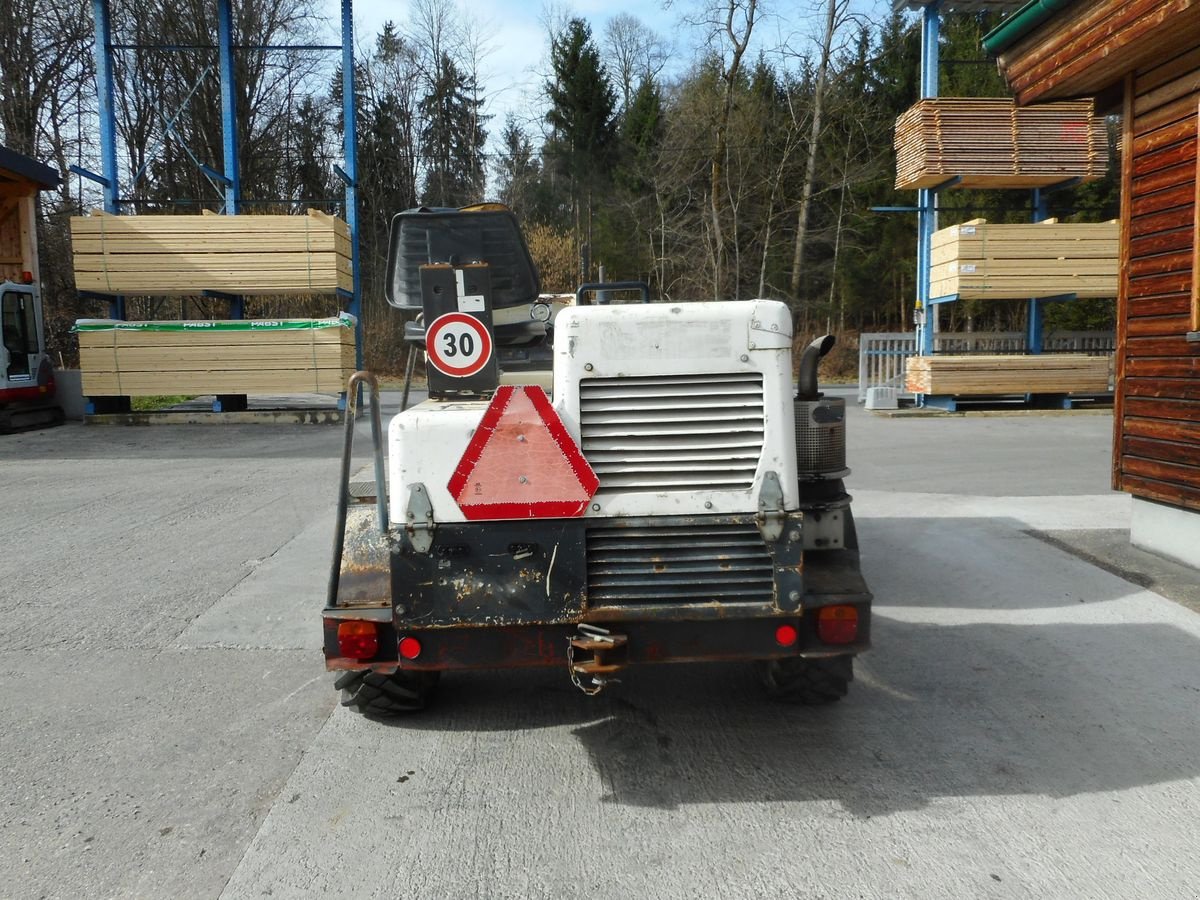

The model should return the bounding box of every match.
[1,0,1119,370]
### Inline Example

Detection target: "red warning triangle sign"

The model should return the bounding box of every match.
[448,385,599,520]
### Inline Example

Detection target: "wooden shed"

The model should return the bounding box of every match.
[988,0,1200,568]
[0,146,60,284]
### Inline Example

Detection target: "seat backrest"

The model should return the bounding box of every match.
[384,206,542,313]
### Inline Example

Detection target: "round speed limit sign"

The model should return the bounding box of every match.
[425,312,494,378]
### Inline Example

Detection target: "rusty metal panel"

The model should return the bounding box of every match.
[333,505,395,608]
[585,516,782,607]
[391,518,588,627]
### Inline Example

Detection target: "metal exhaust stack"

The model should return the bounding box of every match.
[794,335,847,479]
[793,334,850,550]
[797,334,836,401]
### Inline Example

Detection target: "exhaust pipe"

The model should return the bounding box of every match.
[797,334,836,400]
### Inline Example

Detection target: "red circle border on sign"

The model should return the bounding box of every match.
[425,312,494,378]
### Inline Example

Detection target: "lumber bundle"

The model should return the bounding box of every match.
[76,315,355,396]
[69,209,352,295]
[894,98,1107,190]
[930,218,1118,300]
[904,354,1112,395]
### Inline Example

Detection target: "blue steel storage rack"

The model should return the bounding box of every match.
[75,0,363,411]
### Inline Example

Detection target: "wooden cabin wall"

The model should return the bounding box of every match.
[1117,51,1200,510]
[1001,0,1200,106]
[0,181,38,283]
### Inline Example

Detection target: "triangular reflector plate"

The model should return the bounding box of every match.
[448,386,599,520]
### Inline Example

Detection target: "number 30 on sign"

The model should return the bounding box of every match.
[425,312,494,378]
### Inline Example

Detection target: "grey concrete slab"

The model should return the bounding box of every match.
[220,495,1200,899]
[3,383,1199,900]
[0,452,336,651]
[176,512,333,651]
[0,649,333,900]
[1031,528,1200,614]
[842,392,1116,497]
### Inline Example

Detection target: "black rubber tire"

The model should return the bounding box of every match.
[335,669,440,717]
[757,655,853,704]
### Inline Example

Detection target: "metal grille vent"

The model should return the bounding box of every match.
[586,521,775,606]
[578,373,765,492]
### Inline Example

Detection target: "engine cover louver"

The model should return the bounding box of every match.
[586,520,775,606]
[578,373,765,493]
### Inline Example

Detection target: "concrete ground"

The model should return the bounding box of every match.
[2,389,1198,899]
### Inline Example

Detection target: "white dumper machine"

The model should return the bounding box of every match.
[324,205,871,716]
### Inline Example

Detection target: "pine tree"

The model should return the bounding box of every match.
[616,76,661,196]
[544,18,618,239]
[419,51,487,207]
[494,116,539,216]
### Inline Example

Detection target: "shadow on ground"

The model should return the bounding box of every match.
[385,611,1200,818]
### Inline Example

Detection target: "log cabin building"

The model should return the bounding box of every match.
[987,0,1200,568]
[0,146,59,285]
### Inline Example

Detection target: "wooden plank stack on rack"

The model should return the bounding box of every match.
[69,209,352,295]
[905,354,1112,395]
[930,218,1119,300]
[75,315,355,396]
[894,97,1107,190]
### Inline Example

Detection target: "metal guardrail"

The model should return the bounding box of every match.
[328,371,388,607]
[857,331,1115,402]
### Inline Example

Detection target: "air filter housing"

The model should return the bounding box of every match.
[794,397,847,477]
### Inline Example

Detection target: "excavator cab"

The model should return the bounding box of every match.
[3,286,39,378]
[0,282,61,432]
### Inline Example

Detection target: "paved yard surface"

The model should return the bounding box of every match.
[2,392,1197,899]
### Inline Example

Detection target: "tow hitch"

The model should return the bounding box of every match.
[567,624,628,695]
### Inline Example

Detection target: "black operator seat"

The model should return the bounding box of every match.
[385,204,544,349]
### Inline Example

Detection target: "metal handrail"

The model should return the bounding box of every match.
[328,371,389,608]
[575,281,650,305]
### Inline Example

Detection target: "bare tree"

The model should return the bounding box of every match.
[690,0,759,300]
[0,0,93,204]
[787,0,851,301]
[603,14,669,110]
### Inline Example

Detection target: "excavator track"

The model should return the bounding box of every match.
[0,404,64,434]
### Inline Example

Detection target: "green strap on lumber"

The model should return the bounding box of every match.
[72,313,357,333]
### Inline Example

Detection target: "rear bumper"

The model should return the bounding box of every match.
[325,510,871,672]
[323,600,871,673]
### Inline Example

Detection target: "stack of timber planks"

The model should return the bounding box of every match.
[894,98,1107,190]
[76,315,355,396]
[930,218,1118,300]
[905,354,1112,395]
[70,209,352,295]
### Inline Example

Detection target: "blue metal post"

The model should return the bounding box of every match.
[92,0,120,213]
[916,1,941,359]
[216,0,246,331]
[342,0,363,373]
[1026,187,1048,354]
[217,0,240,214]
[92,0,125,319]
[917,187,934,356]
[920,1,941,99]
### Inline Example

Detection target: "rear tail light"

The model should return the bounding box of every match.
[399,636,423,660]
[817,605,859,645]
[774,623,799,647]
[337,621,379,660]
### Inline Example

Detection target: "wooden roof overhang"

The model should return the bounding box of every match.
[0,146,59,192]
[991,0,1200,105]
